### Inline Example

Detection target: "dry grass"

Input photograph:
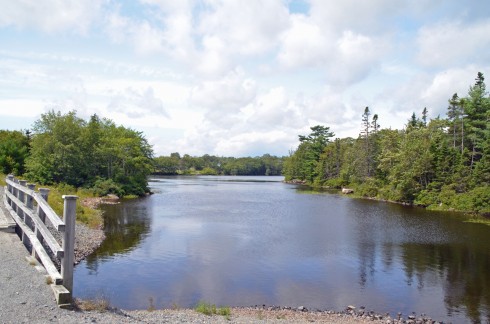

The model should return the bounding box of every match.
[74,297,110,312]
[45,276,53,285]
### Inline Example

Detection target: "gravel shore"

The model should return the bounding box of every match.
[0,186,441,323]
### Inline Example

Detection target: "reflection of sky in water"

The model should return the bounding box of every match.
[74,176,490,323]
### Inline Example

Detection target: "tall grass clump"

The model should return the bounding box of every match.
[195,301,231,318]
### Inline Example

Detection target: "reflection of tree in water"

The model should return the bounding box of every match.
[84,200,152,273]
[401,242,490,323]
[357,242,376,288]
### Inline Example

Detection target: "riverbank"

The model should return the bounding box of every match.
[285,179,490,219]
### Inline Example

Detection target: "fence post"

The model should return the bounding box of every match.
[61,195,78,296]
[38,188,50,224]
[26,184,36,209]
[18,180,27,224]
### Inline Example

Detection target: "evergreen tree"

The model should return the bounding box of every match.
[422,107,428,126]
[447,93,464,151]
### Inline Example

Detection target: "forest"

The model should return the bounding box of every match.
[283,72,490,214]
[153,153,284,176]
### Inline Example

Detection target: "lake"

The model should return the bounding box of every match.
[74,175,490,323]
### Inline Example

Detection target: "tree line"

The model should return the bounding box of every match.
[284,72,490,214]
[0,110,285,196]
[0,111,154,196]
[153,153,284,176]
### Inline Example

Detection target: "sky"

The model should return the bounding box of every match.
[0,0,489,157]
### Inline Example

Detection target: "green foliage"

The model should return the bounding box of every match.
[92,178,124,197]
[0,130,30,175]
[356,178,380,198]
[285,72,490,214]
[200,167,218,175]
[153,153,284,176]
[25,110,153,197]
[195,301,231,318]
[283,125,335,182]
[29,182,103,228]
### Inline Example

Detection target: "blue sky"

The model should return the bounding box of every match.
[1,0,489,157]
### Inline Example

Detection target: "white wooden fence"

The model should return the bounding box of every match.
[3,175,77,306]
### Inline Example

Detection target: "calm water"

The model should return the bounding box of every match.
[74,176,490,323]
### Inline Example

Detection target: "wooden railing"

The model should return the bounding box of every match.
[3,175,78,306]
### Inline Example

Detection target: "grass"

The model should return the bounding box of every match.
[195,301,231,319]
[464,216,490,226]
[74,297,110,312]
[2,173,105,228]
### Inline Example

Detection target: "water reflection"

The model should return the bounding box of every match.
[74,176,490,323]
[84,199,152,273]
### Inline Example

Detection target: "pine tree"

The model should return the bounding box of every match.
[465,72,489,169]
[361,107,372,177]
[447,93,463,151]
[422,107,428,126]
[371,114,380,133]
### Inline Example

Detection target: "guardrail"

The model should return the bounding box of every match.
[3,175,78,306]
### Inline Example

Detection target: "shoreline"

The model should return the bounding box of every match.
[284,180,490,217]
[67,302,446,323]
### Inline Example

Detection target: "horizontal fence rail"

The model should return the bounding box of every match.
[3,175,78,306]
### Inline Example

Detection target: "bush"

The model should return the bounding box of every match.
[92,178,124,197]
[414,189,440,207]
[200,167,218,175]
[357,178,380,198]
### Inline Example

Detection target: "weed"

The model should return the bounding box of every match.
[171,302,180,310]
[195,301,231,318]
[147,297,156,311]
[74,297,110,312]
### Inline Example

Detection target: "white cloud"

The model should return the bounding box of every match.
[198,0,290,56]
[278,12,389,87]
[0,0,104,34]
[107,86,169,118]
[243,87,306,128]
[1,1,489,157]
[190,68,257,124]
[0,100,45,118]
[416,20,490,68]
[278,14,332,69]
[381,66,487,123]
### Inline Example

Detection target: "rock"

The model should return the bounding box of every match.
[297,306,307,312]
[342,188,354,194]
[347,305,356,310]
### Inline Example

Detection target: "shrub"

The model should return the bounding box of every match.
[92,178,124,197]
